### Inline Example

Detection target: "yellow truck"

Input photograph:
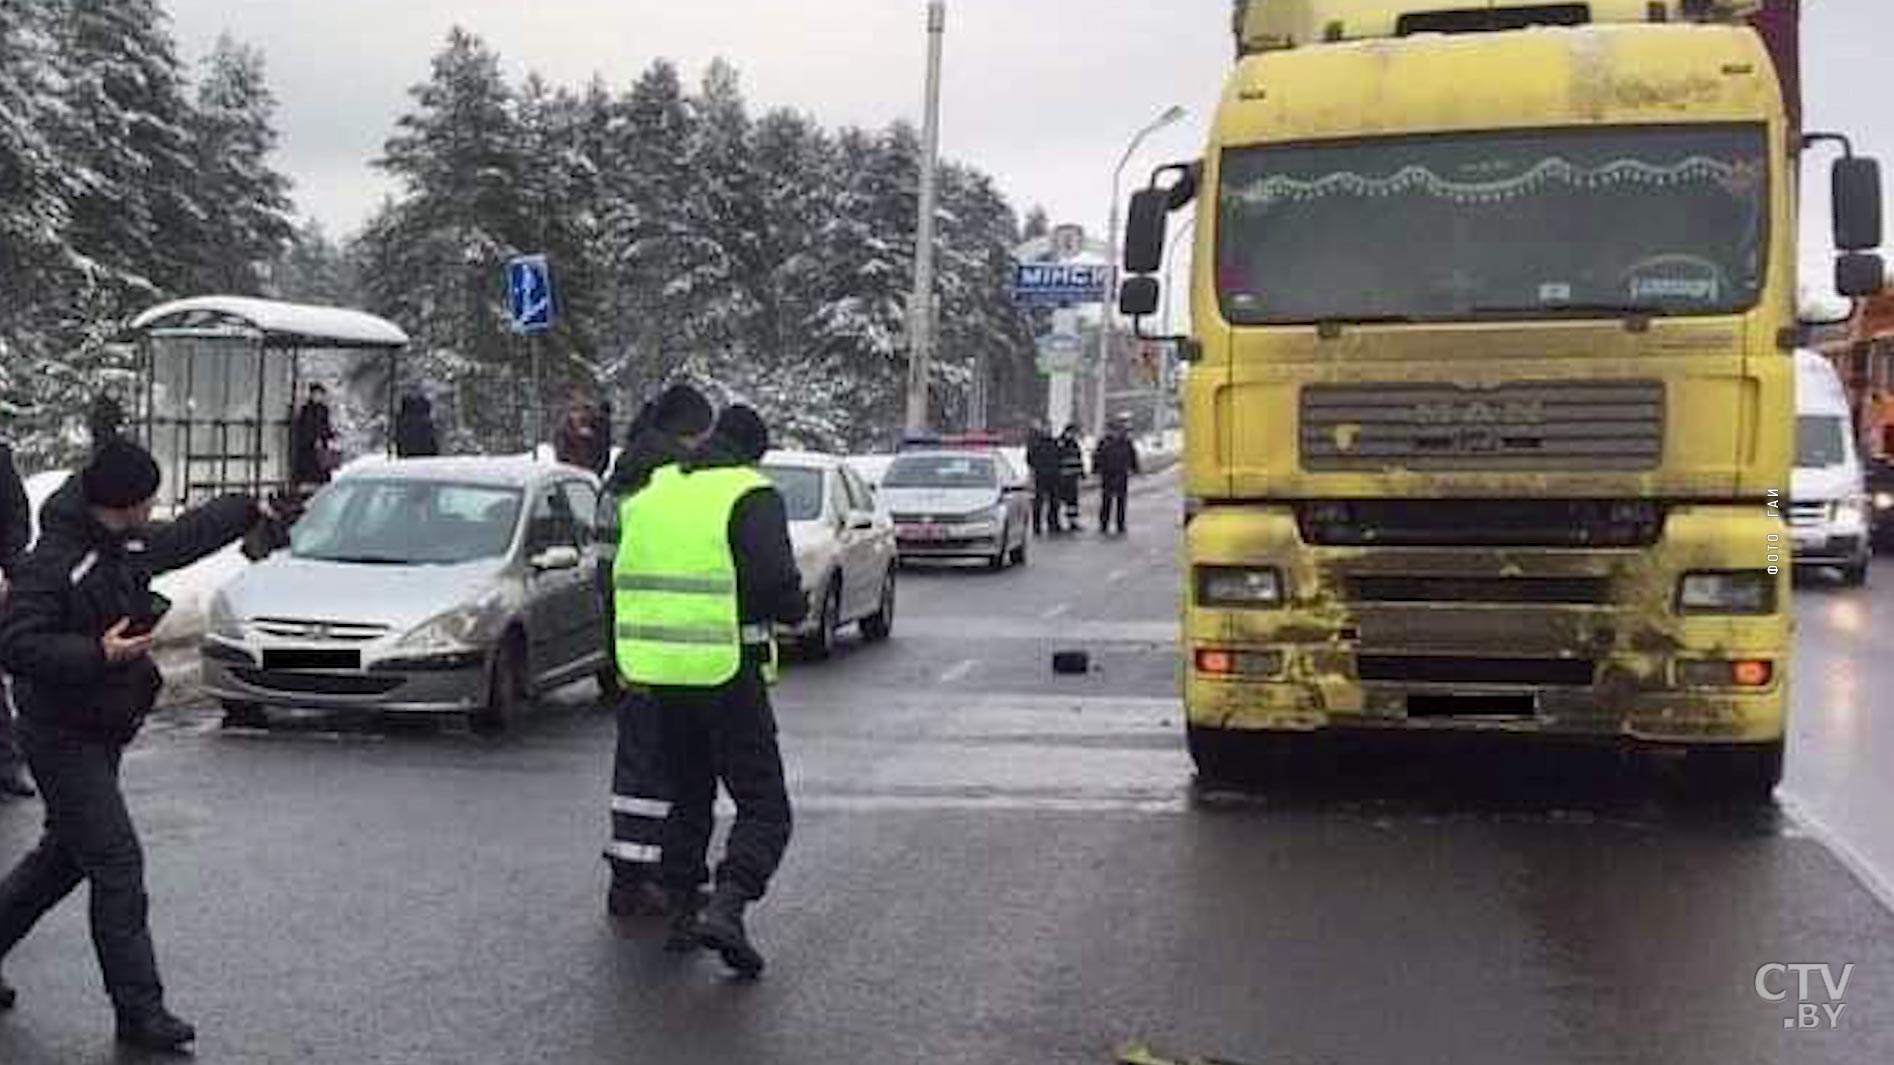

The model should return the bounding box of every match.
[1118,0,1885,796]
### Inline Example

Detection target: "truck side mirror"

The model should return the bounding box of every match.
[1836,253,1885,299]
[1120,276,1160,317]
[1834,156,1884,252]
[1123,188,1169,274]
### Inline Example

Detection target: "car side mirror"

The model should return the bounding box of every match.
[530,545,581,572]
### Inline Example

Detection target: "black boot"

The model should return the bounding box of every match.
[116,1008,196,1053]
[0,765,33,799]
[1,970,16,1010]
[606,875,671,920]
[694,885,765,978]
[662,888,709,953]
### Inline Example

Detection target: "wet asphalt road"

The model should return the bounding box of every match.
[1,470,1891,1065]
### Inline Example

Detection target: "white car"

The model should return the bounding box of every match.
[878,448,1033,569]
[759,451,899,658]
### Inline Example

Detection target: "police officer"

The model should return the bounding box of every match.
[614,404,806,977]
[1056,423,1087,531]
[0,439,33,799]
[0,439,289,1050]
[1093,416,1142,536]
[598,384,716,918]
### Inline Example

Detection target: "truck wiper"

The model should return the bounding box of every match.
[1311,315,1419,336]
[1468,303,1659,320]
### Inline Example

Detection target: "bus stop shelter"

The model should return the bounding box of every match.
[123,296,409,514]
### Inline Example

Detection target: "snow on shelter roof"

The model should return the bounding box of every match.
[128,296,408,350]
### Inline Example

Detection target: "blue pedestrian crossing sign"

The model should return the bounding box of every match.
[506,255,555,335]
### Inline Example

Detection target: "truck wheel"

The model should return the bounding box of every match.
[1187,725,1300,789]
[473,635,527,736]
[1687,741,1784,805]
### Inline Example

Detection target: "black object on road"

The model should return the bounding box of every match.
[1052,650,1091,675]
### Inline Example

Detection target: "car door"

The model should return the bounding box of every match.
[522,484,588,680]
[823,468,865,621]
[840,465,891,614]
[558,479,608,668]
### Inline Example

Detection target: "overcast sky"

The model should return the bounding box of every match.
[165,0,1885,273]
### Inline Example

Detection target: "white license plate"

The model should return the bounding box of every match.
[904,524,946,540]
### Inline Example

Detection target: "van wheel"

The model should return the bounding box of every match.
[1841,558,1870,587]
[474,636,527,735]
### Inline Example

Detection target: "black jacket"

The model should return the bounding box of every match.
[1057,435,1087,481]
[291,400,335,482]
[0,442,29,579]
[0,478,259,743]
[393,398,440,458]
[1025,434,1060,484]
[680,439,809,629]
[1094,433,1141,483]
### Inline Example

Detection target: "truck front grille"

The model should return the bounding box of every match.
[1358,656,1596,687]
[1789,501,1830,528]
[1346,575,1610,605]
[1298,500,1664,548]
[1301,380,1664,472]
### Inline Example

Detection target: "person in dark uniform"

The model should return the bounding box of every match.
[86,391,125,452]
[1025,424,1063,535]
[392,393,441,458]
[598,384,715,919]
[614,404,807,977]
[1093,417,1142,536]
[290,383,337,487]
[0,438,290,1051]
[1056,423,1087,532]
[0,440,34,799]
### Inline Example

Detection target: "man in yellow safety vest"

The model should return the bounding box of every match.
[613,405,806,977]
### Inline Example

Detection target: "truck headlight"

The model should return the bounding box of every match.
[1196,566,1285,608]
[207,593,244,642]
[1676,572,1775,615]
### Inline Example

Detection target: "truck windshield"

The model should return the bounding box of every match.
[1217,125,1769,324]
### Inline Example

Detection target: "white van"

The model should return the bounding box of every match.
[1791,349,1872,586]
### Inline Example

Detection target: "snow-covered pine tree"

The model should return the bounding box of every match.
[190,34,295,295]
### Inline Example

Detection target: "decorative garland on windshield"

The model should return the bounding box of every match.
[1227,155,1760,207]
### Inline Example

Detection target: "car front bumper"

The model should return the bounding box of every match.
[200,639,489,714]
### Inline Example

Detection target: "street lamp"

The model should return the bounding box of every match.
[1094,104,1187,440]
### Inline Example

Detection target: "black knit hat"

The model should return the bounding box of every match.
[716,405,771,463]
[82,437,162,508]
[652,384,713,436]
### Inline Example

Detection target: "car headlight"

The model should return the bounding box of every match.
[1838,495,1872,526]
[1874,491,1894,512]
[1196,566,1285,608]
[1677,571,1775,615]
[396,591,505,655]
[207,593,244,642]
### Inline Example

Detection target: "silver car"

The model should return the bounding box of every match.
[201,457,613,732]
[878,449,1033,569]
[760,450,899,658]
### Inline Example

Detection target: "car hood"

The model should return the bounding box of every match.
[1793,463,1862,503]
[876,486,1001,518]
[221,556,509,632]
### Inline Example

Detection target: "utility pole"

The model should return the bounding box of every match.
[904,0,947,435]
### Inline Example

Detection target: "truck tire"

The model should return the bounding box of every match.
[1841,558,1870,587]
[1687,741,1784,805]
[1187,725,1302,789]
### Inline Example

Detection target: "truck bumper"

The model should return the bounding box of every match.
[1184,504,1790,747]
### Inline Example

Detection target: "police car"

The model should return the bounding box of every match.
[878,434,1032,570]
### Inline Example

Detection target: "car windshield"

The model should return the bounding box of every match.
[1218,125,1769,324]
[1797,415,1850,469]
[761,465,825,522]
[291,480,523,565]
[883,454,999,489]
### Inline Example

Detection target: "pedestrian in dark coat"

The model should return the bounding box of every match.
[0,438,283,1051]
[1025,425,1063,535]
[289,383,336,486]
[1056,424,1086,531]
[1093,419,1142,536]
[598,384,716,919]
[86,392,125,452]
[0,441,34,798]
[392,394,441,458]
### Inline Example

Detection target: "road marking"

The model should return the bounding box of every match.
[1779,790,1894,917]
[1041,603,1071,619]
[1108,568,1132,584]
[938,659,979,685]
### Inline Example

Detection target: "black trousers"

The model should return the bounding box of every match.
[1032,479,1063,533]
[0,675,21,773]
[652,664,792,903]
[1099,478,1129,533]
[606,686,669,884]
[0,729,164,1015]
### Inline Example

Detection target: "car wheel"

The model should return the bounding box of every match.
[219,700,268,730]
[860,568,896,642]
[1841,557,1871,587]
[806,580,842,661]
[595,662,624,702]
[1010,526,1029,567]
[989,524,1011,571]
[473,634,527,735]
